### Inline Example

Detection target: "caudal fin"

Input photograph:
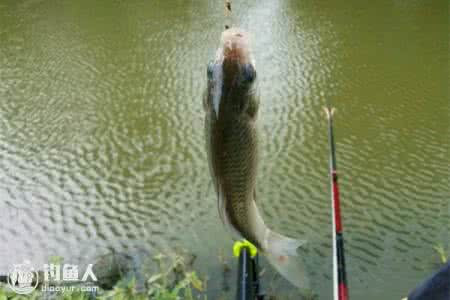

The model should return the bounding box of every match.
[265,230,309,289]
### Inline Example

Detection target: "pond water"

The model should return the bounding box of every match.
[0,0,448,299]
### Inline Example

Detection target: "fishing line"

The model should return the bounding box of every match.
[224,0,232,29]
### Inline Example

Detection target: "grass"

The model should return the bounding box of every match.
[432,244,449,264]
[0,253,206,300]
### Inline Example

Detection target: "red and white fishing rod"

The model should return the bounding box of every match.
[324,107,349,300]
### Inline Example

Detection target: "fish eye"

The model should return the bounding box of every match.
[207,62,215,79]
[242,64,256,83]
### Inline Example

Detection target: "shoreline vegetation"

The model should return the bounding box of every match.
[0,251,207,300]
[0,244,447,300]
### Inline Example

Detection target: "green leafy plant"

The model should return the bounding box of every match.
[0,252,207,300]
[60,289,91,300]
[0,283,40,300]
[146,254,205,300]
[98,277,146,300]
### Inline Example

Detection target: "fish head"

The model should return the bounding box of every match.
[206,28,258,119]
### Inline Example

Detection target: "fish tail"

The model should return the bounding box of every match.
[265,229,309,289]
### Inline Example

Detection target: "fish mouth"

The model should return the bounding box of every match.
[219,28,253,76]
[211,28,255,118]
[221,28,251,64]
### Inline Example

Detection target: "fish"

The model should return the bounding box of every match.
[203,27,307,288]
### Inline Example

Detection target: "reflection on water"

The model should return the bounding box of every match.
[0,0,448,299]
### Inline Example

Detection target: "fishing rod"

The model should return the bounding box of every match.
[324,107,349,300]
[233,240,265,300]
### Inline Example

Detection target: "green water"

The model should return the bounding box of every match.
[0,0,448,299]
